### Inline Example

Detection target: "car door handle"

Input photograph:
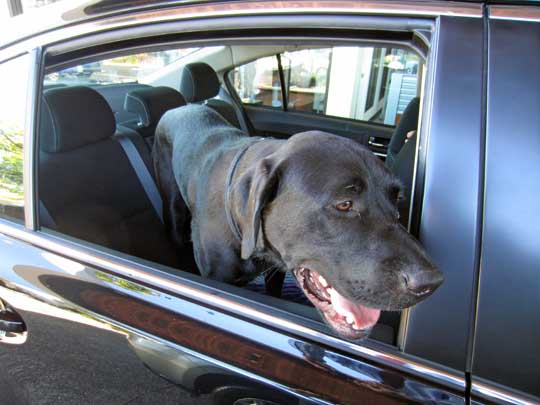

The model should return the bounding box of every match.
[0,311,25,334]
[0,299,27,345]
[368,136,388,149]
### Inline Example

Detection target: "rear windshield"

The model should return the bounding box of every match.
[44,48,200,86]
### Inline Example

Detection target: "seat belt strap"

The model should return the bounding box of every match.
[116,135,163,223]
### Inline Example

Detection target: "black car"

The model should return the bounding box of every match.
[0,1,538,404]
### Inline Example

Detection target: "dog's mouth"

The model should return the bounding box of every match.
[293,267,380,340]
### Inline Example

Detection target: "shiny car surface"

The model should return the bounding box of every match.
[0,1,538,404]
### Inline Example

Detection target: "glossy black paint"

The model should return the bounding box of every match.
[472,18,540,398]
[404,16,484,372]
[0,234,465,404]
[1,2,538,404]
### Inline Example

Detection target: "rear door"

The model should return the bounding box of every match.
[470,7,540,404]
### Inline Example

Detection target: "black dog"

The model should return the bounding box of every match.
[154,105,443,340]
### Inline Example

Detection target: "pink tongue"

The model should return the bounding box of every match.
[329,288,381,329]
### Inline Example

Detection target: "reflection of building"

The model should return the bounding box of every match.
[4,0,61,18]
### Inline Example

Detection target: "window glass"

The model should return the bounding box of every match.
[280,49,331,114]
[44,48,200,86]
[0,54,29,222]
[228,56,283,108]
[231,47,420,126]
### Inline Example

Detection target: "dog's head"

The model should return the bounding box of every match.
[237,131,443,340]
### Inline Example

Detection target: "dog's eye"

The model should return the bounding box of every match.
[336,201,353,212]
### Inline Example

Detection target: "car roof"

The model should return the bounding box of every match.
[0,0,195,50]
[1,0,539,52]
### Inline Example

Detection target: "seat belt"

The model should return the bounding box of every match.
[116,135,164,223]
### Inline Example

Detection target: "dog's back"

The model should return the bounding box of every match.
[153,105,247,249]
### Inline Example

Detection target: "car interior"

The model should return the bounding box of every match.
[38,43,424,346]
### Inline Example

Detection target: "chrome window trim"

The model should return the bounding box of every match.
[397,16,439,351]
[472,380,540,405]
[23,47,42,231]
[489,5,540,23]
[0,218,464,391]
[0,0,481,60]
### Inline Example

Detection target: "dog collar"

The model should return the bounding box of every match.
[224,137,265,243]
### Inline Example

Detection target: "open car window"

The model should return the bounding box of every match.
[37,42,427,352]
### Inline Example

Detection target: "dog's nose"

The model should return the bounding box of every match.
[402,268,444,297]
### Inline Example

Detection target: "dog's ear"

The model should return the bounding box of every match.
[239,157,279,260]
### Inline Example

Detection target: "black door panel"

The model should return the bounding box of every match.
[244,105,394,153]
[0,230,466,404]
[472,17,540,401]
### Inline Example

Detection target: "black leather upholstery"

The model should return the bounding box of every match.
[40,86,115,153]
[179,62,221,103]
[124,86,186,128]
[386,97,421,226]
[93,83,152,126]
[179,62,241,128]
[123,86,186,148]
[386,97,420,168]
[39,86,181,268]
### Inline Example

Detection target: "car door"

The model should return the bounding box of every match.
[0,2,485,404]
[470,6,540,405]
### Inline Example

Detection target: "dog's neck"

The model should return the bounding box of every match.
[224,137,265,244]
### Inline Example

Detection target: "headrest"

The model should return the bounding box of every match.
[124,86,186,129]
[179,62,220,103]
[40,86,115,153]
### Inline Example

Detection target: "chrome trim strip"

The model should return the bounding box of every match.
[23,48,41,231]
[1,1,480,60]
[489,5,540,22]
[472,381,540,405]
[398,17,439,350]
[373,152,387,158]
[0,220,465,390]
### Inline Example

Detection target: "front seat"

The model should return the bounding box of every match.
[179,62,246,130]
[385,97,420,226]
[38,86,182,268]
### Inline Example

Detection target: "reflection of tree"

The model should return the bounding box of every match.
[95,271,157,296]
[0,124,23,205]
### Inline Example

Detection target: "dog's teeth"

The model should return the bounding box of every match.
[318,276,328,287]
[346,315,354,324]
[352,324,360,331]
